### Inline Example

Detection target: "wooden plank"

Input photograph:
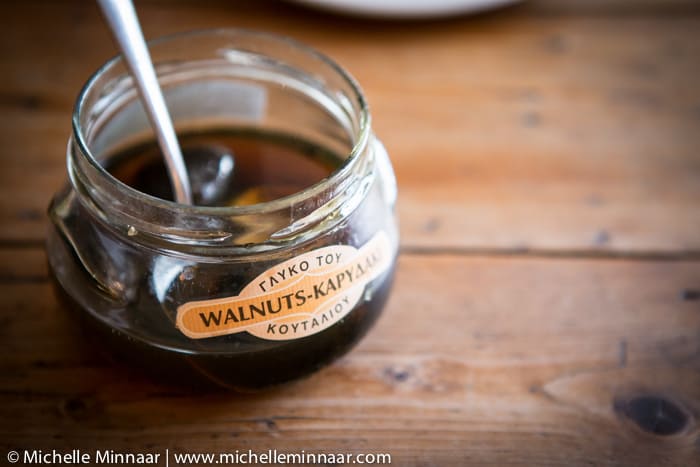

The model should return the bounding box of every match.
[525,0,700,15]
[1,248,698,465]
[0,247,47,282]
[2,2,699,253]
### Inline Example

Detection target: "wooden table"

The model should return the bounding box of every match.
[2,1,699,465]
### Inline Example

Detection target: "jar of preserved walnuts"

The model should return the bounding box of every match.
[47,29,398,390]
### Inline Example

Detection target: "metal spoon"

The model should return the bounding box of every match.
[97,0,193,204]
[184,145,237,206]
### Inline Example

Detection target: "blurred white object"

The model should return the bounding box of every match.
[288,0,523,18]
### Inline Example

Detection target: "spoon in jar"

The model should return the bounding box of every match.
[97,0,193,204]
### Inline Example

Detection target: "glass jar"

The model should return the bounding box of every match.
[47,29,398,390]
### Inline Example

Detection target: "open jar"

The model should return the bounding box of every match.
[47,29,398,390]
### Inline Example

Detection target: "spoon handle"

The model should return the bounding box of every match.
[97,0,192,205]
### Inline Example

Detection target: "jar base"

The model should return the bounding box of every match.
[49,263,395,392]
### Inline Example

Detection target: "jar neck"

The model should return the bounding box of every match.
[68,131,376,253]
[67,29,373,255]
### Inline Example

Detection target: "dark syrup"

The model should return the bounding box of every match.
[108,129,341,206]
[53,129,395,390]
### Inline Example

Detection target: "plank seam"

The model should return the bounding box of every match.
[399,246,700,261]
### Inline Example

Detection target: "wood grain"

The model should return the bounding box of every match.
[1,1,699,252]
[1,248,699,465]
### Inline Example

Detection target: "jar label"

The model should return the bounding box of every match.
[176,231,393,340]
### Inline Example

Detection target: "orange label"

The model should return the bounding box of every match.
[176,231,392,340]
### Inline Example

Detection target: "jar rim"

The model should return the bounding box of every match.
[71,28,371,217]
